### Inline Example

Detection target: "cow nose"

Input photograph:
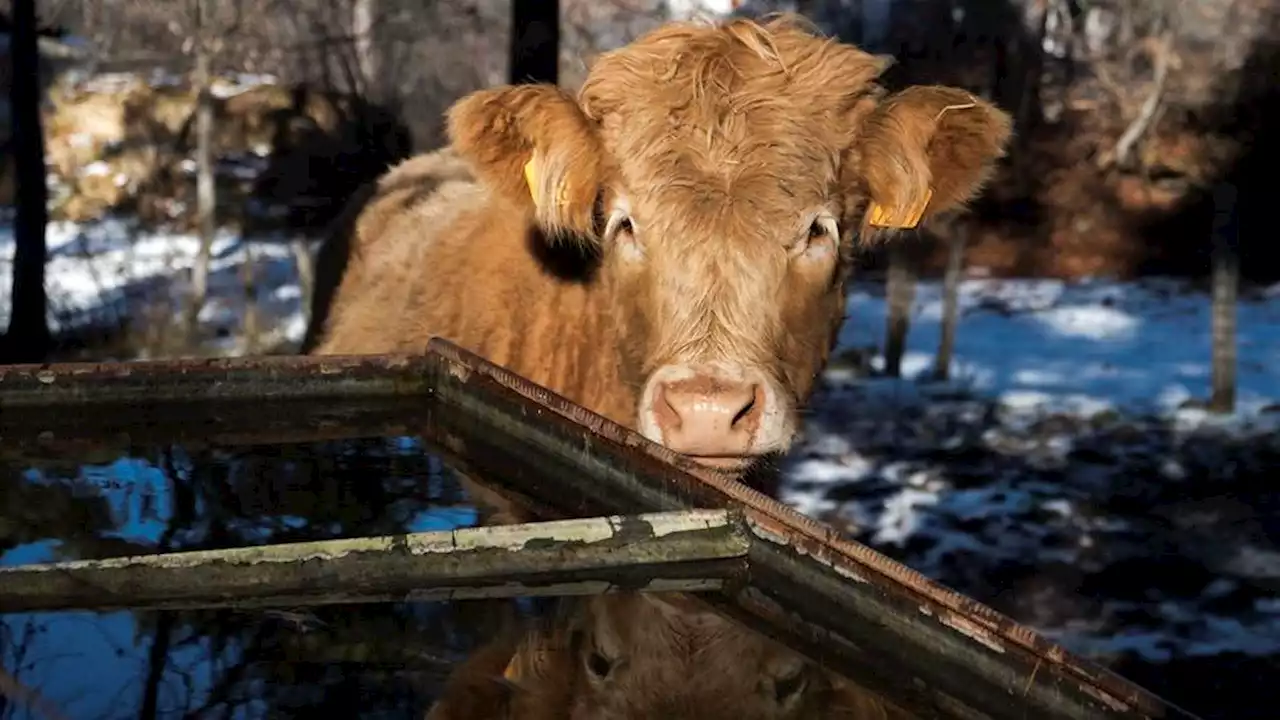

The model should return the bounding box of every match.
[650,375,764,458]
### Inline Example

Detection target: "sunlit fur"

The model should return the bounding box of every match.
[310,13,1010,499]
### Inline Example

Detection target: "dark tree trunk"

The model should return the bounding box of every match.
[137,612,174,720]
[1209,182,1239,414]
[932,223,968,381]
[883,242,917,378]
[510,0,559,85]
[4,0,52,363]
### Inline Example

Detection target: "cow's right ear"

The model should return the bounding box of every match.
[446,85,606,244]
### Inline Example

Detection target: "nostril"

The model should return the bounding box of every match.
[652,382,683,434]
[731,392,757,428]
[730,384,765,432]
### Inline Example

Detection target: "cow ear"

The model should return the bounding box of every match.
[446,84,606,244]
[854,85,1012,233]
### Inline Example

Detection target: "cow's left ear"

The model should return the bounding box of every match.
[853,85,1012,232]
[446,84,606,244]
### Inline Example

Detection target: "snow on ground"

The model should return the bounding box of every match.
[3,213,1280,715]
[780,277,1280,671]
[0,213,310,356]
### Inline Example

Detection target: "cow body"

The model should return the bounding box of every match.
[309,147,638,429]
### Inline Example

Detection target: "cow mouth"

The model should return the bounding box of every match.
[684,455,756,474]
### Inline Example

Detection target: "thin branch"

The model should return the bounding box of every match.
[1098,28,1175,171]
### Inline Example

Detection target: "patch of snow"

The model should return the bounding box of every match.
[837,277,1280,421]
[0,216,309,350]
[79,161,111,177]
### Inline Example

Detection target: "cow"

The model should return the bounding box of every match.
[423,592,915,719]
[304,13,1012,501]
[303,13,1010,718]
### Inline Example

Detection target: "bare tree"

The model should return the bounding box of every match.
[352,0,381,99]
[182,3,216,345]
[2,0,52,363]
[174,0,247,347]
[1208,182,1239,414]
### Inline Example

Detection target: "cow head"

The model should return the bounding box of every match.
[447,15,1011,474]
[502,593,839,720]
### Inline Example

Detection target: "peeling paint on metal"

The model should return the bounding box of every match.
[831,562,869,584]
[445,361,473,383]
[647,509,728,537]
[938,612,1007,655]
[746,521,790,548]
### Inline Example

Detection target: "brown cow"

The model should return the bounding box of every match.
[305,14,1011,487]
[309,15,1007,713]
[424,593,915,720]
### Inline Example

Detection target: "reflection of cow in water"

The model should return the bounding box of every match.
[302,13,1009,718]
[426,592,917,720]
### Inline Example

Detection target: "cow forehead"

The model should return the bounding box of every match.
[611,150,834,250]
[594,89,847,220]
[581,18,885,168]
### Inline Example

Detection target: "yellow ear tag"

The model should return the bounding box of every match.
[523,158,539,205]
[868,187,933,229]
[502,657,519,682]
[523,156,570,210]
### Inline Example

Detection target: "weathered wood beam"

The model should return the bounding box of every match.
[0,510,748,614]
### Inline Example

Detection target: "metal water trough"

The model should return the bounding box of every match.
[0,338,1202,720]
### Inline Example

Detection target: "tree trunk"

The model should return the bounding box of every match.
[993,0,1047,186]
[510,0,559,85]
[1209,182,1239,414]
[291,236,316,331]
[183,37,217,349]
[932,223,968,382]
[883,243,916,378]
[4,0,52,363]
[352,0,380,100]
[137,612,174,720]
[240,241,260,355]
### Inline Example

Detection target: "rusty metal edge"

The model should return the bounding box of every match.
[421,337,1202,720]
[1,395,435,452]
[0,354,437,406]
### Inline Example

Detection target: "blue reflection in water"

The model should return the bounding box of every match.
[1,437,480,719]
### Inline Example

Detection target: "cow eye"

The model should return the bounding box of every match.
[586,650,613,679]
[773,667,807,704]
[605,211,635,241]
[794,214,837,258]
